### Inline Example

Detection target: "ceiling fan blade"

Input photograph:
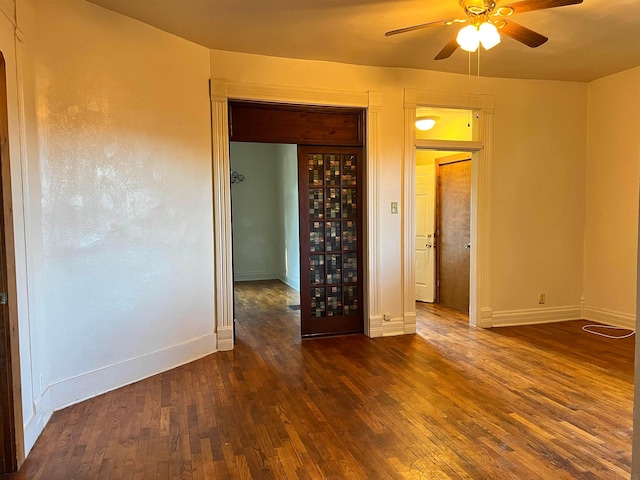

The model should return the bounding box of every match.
[434,36,460,60]
[500,20,548,47]
[385,19,456,37]
[496,0,583,15]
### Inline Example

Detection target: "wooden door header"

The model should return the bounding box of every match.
[228,101,364,146]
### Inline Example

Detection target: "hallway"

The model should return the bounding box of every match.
[5,281,634,478]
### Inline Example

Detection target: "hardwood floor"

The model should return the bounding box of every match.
[4,280,634,479]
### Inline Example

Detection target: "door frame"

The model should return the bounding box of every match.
[210,80,383,348]
[0,118,16,474]
[403,89,494,328]
[0,51,22,472]
[227,103,366,338]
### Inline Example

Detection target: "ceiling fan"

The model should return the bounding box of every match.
[385,0,584,60]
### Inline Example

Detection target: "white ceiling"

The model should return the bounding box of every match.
[84,0,640,82]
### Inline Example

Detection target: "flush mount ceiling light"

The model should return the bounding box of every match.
[415,116,439,131]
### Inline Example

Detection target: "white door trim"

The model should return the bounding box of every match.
[210,79,382,349]
[403,89,495,330]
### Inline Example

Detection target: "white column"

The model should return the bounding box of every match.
[210,79,234,350]
[367,91,383,337]
[472,103,494,327]
[402,89,418,334]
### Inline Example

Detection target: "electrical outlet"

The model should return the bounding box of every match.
[538,293,546,305]
[384,313,391,321]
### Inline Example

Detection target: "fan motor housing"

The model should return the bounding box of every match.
[460,0,496,15]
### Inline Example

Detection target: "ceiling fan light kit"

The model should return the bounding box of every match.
[478,22,501,49]
[457,22,501,52]
[457,24,481,52]
[385,0,584,60]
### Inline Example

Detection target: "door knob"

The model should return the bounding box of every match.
[465,243,471,249]
[426,243,432,248]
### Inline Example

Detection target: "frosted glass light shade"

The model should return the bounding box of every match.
[415,116,438,131]
[479,22,501,50]
[457,25,480,52]
[456,22,501,52]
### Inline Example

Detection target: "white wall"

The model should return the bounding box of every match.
[584,67,640,328]
[15,0,214,453]
[230,142,282,280]
[276,144,300,290]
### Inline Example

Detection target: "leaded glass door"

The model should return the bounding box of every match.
[298,146,364,337]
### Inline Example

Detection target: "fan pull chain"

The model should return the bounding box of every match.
[468,51,472,128]
[474,48,482,128]
[477,46,481,94]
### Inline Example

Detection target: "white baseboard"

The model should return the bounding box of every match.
[279,273,300,291]
[369,314,414,337]
[46,333,217,412]
[217,325,234,351]
[382,317,406,337]
[23,389,53,456]
[404,312,417,334]
[234,271,280,282]
[583,306,635,330]
[369,315,384,338]
[490,305,583,327]
[477,307,493,328]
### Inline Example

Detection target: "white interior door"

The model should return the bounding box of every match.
[415,163,435,302]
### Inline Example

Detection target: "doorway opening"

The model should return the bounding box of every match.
[227,101,366,339]
[229,142,301,337]
[415,150,473,315]
[404,89,493,329]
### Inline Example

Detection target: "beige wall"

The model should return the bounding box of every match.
[416,150,439,166]
[490,77,588,312]
[0,0,14,19]
[584,67,640,326]
[209,49,589,318]
[10,0,635,459]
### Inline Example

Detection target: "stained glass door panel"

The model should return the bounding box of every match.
[298,146,364,337]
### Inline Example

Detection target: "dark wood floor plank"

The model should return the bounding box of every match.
[3,280,634,479]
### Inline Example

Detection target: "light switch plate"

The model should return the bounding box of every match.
[391,202,398,214]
